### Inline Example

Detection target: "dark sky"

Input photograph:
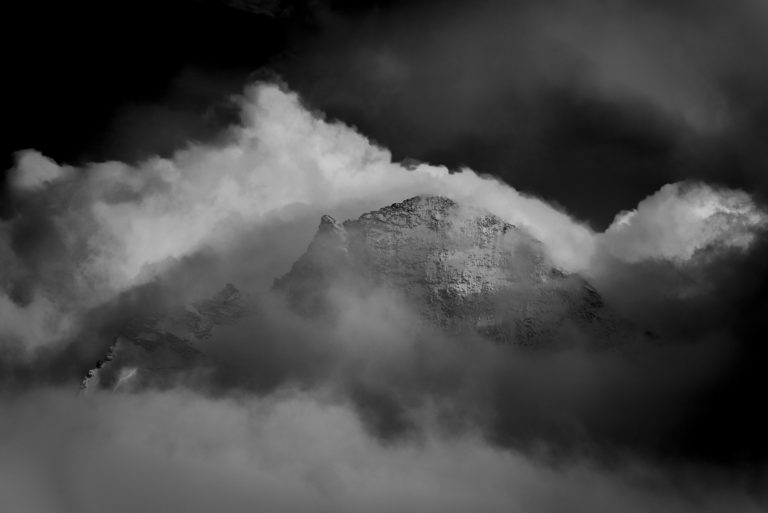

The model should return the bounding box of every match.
[4,0,768,227]
[2,0,290,167]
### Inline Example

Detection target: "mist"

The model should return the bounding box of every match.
[1,78,767,512]
[1,387,764,513]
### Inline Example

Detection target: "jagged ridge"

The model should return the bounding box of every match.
[81,284,247,392]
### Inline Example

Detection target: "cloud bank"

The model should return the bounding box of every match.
[1,388,764,513]
[1,80,767,512]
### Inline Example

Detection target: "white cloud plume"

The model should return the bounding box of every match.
[5,84,593,291]
[1,82,766,354]
[601,182,768,263]
[0,84,593,351]
[9,151,71,190]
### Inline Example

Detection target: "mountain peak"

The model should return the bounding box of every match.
[358,195,464,228]
[276,197,631,346]
[383,194,458,211]
[84,196,644,392]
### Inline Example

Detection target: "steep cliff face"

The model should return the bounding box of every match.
[275,196,627,346]
[81,284,247,392]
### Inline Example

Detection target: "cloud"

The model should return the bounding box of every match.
[59,265,744,465]
[0,77,765,438]
[1,80,766,363]
[3,0,768,507]
[0,388,764,513]
[602,182,768,263]
[1,78,768,512]
[9,151,71,191]
[0,82,596,353]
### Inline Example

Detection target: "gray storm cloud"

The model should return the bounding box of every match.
[0,388,763,513]
[1,80,768,512]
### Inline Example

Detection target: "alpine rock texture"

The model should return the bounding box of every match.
[83,196,640,391]
[275,195,634,347]
[81,284,247,392]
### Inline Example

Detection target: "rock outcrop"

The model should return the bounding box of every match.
[275,195,631,346]
[84,195,642,390]
[81,284,247,392]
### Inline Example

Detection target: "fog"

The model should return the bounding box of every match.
[1,81,767,512]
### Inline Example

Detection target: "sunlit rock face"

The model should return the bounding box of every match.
[81,284,247,392]
[275,196,630,347]
[83,196,642,390]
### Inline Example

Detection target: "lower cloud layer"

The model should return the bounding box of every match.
[1,388,764,513]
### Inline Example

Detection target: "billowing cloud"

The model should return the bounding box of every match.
[0,83,595,353]
[1,82,766,357]
[3,0,768,509]
[1,79,768,512]
[0,388,763,513]
[602,182,768,263]
[10,151,71,191]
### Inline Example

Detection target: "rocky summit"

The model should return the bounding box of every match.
[275,195,630,346]
[84,196,639,391]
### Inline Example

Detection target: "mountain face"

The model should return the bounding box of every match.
[81,284,247,392]
[275,195,626,346]
[83,196,636,391]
